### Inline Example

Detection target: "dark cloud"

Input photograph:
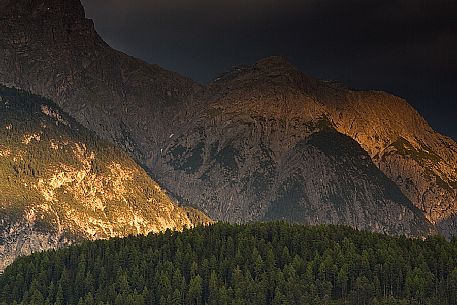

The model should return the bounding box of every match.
[81,0,457,139]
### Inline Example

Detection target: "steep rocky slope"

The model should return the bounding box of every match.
[0,85,210,271]
[0,0,202,164]
[154,59,432,236]
[317,89,457,236]
[238,58,456,236]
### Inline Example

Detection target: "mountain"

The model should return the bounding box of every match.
[154,58,432,236]
[236,57,456,236]
[0,0,455,236]
[0,85,210,271]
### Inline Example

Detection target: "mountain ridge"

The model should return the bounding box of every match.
[153,59,433,236]
[0,0,455,237]
[0,0,203,164]
[204,55,457,235]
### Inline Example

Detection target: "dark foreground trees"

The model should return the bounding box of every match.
[1,222,457,305]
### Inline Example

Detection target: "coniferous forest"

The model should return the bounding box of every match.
[2,223,457,305]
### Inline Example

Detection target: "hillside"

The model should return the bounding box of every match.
[0,85,210,271]
[319,88,457,236]
[267,58,457,236]
[2,223,457,305]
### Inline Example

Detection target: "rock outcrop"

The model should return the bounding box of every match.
[0,86,210,270]
[318,90,457,236]
[244,58,457,236]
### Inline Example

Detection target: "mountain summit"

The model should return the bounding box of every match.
[0,0,85,19]
[155,58,434,236]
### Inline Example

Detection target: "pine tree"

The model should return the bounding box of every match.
[188,275,203,305]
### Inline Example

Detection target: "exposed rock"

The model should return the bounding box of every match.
[283,68,457,237]
[0,0,202,164]
[154,62,433,236]
[0,86,210,271]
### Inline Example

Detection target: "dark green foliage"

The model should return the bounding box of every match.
[0,85,194,232]
[389,137,441,164]
[0,84,134,174]
[2,223,457,305]
[168,143,205,174]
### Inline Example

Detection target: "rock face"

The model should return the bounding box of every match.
[0,0,202,164]
[0,0,455,237]
[318,90,457,236]
[0,86,210,271]
[242,59,456,236]
[154,59,432,236]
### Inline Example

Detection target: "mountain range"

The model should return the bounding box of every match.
[0,0,456,269]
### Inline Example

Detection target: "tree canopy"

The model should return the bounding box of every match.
[1,222,457,305]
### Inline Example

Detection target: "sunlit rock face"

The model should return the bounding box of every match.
[0,86,211,271]
[0,0,455,237]
[307,80,457,237]
[215,57,456,236]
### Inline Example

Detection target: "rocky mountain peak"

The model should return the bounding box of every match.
[255,56,295,70]
[209,55,317,94]
[0,0,85,20]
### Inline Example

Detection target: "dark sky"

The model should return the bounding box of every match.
[81,0,456,139]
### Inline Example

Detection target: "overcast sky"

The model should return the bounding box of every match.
[81,0,457,139]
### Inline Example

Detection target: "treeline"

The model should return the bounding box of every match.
[0,85,124,164]
[0,84,148,207]
[1,223,457,305]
